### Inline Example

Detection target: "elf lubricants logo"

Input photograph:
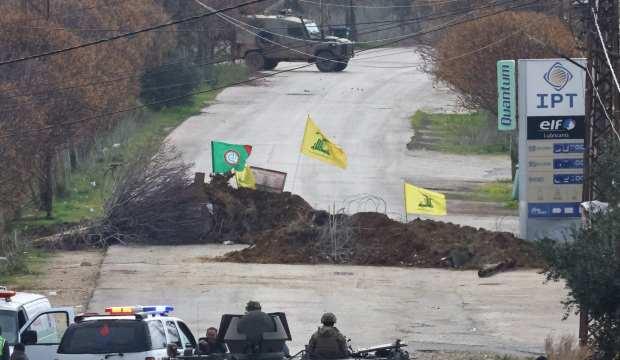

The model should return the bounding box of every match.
[536,62,578,109]
[527,116,584,140]
[539,118,576,131]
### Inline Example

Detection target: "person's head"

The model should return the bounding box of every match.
[534,357,547,360]
[14,343,25,352]
[245,300,262,312]
[321,312,337,327]
[167,343,178,357]
[206,327,218,343]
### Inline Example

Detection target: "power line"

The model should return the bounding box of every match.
[200,0,525,67]
[0,63,315,139]
[527,30,620,145]
[0,0,268,67]
[298,0,472,9]
[2,0,505,35]
[212,0,517,46]
[0,0,541,138]
[357,0,540,49]
[591,6,620,104]
[3,0,514,99]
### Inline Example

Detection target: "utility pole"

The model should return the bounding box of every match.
[320,0,325,38]
[575,0,620,346]
[348,0,357,41]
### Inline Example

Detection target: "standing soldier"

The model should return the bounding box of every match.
[307,313,348,359]
[0,326,10,360]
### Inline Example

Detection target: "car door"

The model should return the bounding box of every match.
[176,321,197,351]
[19,307,74,360]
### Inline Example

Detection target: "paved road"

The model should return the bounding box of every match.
[88,245,578,357]
[169,48,516,232]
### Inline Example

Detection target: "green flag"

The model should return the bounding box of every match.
[211,141,253,173]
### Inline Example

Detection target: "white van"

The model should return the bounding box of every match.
[0,288,74,359]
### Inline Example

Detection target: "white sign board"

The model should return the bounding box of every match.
[518,59,586,241]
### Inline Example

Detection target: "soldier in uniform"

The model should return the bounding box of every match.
[0,326,10,360]
[237,301,276,335]
[307,313,348,359]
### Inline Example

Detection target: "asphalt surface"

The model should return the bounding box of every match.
[88,245,578,357]
[169,48,516,233]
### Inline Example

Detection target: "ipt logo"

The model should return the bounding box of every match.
[543,62,573,91]
[535,61,579,110]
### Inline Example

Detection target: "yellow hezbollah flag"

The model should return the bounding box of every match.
[404,182,447,216]
[235,165,256,189]
[301,116,347,169]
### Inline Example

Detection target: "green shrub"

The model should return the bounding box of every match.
[140,58,203,110]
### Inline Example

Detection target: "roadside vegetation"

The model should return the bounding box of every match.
[418,10,579,174]
[0,0,259,276]
[539,140,620,359]
[409,110,510,154]
[14,63,248,232]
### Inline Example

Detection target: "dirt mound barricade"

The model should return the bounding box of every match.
[220,208,543,269]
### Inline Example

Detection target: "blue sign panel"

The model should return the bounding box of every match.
[553,174,584,185]
[553,158,584,169]
[528,202,581,218]
[553,143,585,153]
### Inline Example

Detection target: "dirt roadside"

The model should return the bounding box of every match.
[14,249,104,310]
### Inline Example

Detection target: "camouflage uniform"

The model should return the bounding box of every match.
[307,313,347,359]
[237,301,276,337]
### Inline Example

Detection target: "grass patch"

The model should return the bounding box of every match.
[0,248,49,288]
[14,63,249,232]
[475,180,517,209]
[410,110,510,154]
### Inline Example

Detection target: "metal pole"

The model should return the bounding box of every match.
[578,0,620,346]
[320,0,325,38]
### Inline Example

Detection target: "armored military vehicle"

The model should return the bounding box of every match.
[234,14,354,72]
[165,312,410,360]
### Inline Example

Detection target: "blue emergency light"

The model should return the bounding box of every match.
[140,305,174,314]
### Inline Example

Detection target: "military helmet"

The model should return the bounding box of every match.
[321,312,337,325]
[245,300,262,311]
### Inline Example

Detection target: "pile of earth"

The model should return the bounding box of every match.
[202,176,543,269]
[221,211,542,269]
[38,173,542,269]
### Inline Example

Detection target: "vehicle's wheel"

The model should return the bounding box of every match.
[315,51,338,72]
[245,51,265,71]
[263,59,279,70]
[334,61,348,72]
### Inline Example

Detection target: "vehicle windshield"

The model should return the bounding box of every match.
[304,21,321,39]
[58,320,149,354]
[0,311,18,344]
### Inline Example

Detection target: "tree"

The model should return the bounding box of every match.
[423,10,579,114]
[539,139,620,359]
[420,10,580,177]
[0,0,175,219]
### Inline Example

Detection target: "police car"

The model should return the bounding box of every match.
[54,305,197,360]
[0,287,76,359]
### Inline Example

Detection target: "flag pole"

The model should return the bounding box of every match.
[291,116,309,193]
[403,182,408,223]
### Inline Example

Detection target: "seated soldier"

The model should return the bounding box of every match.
[307,313,348,359]
[197,327,227,355]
